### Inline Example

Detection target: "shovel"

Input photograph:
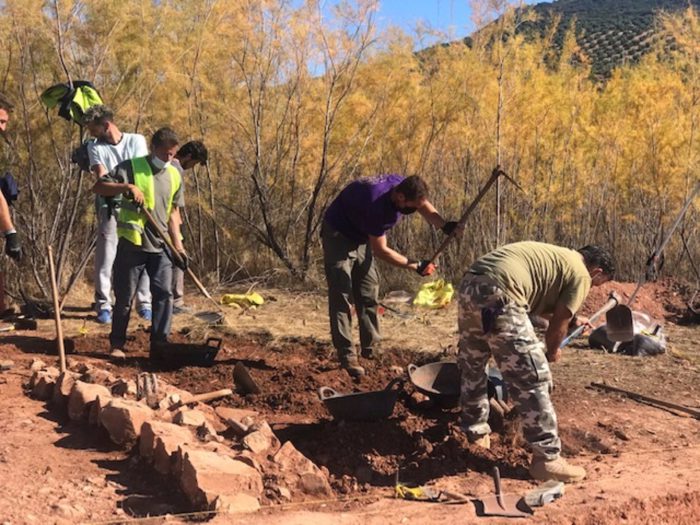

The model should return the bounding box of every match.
[478,466,532,518]
[560,292,620,348]
[427,167,521,266]
[139,206,227,326]
[606,180,700,342]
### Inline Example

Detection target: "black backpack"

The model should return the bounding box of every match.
[71,139,95,172]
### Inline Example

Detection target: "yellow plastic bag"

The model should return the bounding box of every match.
[413,279,454,309]
[221,292,265,308]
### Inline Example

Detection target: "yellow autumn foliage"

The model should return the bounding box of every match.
[0,0,697,293]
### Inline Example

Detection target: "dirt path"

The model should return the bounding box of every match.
[0,284,699,524]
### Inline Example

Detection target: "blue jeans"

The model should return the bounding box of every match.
[110,241,172,350]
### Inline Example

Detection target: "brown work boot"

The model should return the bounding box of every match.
[468,434,491,450]
[340,355,365,378]
[529,457,586,483]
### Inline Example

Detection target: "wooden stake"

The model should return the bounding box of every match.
[47,246,66,373]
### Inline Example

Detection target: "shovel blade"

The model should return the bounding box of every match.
[194,311,225,325]
[606,304,635,342]
[479,494,532,518]
[233,362,261,394]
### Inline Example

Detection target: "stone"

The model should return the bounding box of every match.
[68,381,112,421]
[389,366,404,376]
[273,441,332,497]
[29,359,46,372]
[140,421,194,475]
[72,363,91,374]
[82,368,118,386]
[214,407,258,436]
[242,422,280,456]
[0,359,14,371]
[174,408,207,428]
[30,367,60,401]
[214,406,259,422]
[88,395,105,427]
[111,379,137,397]
[193,403,227,434]
[276,486,292,501]
[178,447,263,511]
[215,493,260,514]
[99,398,153,447]
[233,451,263,473]
[51,371,81,408]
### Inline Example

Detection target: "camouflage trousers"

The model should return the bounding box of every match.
[457,273,561,460]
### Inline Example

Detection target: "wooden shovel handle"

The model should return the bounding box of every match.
[185,388,233,405]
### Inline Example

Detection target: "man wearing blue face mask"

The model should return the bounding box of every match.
[93,127,185,359]
[323,174,459,377]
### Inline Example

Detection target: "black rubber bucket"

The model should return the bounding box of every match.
[318,378,404,421]
[150,337,222,366]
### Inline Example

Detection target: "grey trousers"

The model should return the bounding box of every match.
[172,266,185,307]
[321,222,380,361]
[110,242,173,350]
[95,210,151,312]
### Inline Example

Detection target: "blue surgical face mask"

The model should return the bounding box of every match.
[151,155,170,170]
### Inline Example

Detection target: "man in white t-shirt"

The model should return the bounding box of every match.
[170,140,208,314]
[83,105,152,324]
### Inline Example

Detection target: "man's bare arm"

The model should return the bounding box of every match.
[544,302,575,362]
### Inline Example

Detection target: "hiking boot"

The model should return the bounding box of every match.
[340,356,365,378]
[468,433,491,450]
[360,347,383,360]
[529,457,586,483]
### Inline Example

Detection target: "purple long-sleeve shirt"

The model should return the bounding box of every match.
[324,174,405,243]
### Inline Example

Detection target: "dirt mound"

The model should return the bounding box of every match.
[581,279,687,321]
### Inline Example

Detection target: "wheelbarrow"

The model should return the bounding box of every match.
[318,378,404,421]
[150,337,223,366]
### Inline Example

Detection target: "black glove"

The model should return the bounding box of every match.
[173,250,189,271]
[416,260,436,277]
[441,221,459,235]
[4,232,21,261]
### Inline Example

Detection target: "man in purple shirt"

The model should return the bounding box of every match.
[323,175,459,378]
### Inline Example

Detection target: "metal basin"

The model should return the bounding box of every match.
[408,361,507,406]
[407,361,460,401]
[318,378,403,421]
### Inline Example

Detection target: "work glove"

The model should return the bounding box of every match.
[415,260,436,277]
[4,232,21,261]
[173,250,189,271]
[441,221,459,236]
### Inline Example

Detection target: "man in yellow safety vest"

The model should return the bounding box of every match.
[93,127,186,359]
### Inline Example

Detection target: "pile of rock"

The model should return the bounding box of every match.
[27,360,333,515]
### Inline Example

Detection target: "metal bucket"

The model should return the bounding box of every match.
[407,361,460,406]
[318,378,403,421]
[408,361,506,407]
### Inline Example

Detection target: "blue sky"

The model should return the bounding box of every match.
[374,0,540,43]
